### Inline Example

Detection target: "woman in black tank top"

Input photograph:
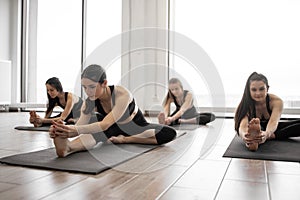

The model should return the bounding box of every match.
[158,78,215,126]
[29,77,83,127]
[49,65,176,157]
[235,72,300,151]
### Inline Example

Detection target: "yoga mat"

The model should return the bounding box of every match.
[223,135,300,162]
[0,143,158,174]
[14,126,50,132]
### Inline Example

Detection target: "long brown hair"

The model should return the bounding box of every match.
[234,72,269,134]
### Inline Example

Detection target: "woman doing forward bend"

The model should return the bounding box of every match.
[50,64,177,157]
[234,72,300,151]
[29,77,83,127]
[158,78,215,126]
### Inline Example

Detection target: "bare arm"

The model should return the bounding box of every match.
[52,86,133,137]
[163,97,172,117]
[264,94,283,138]
[99,85,132,130]
[170,92,193,121]
[238,116,249,140]
[42,93,75,124]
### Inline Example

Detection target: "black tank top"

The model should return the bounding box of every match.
[253,94,272,123]
[95,85,136,122]
[56,92,68,109]
[171,90,198,118]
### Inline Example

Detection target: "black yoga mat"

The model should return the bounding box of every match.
[0,143,158,174]
[223,135,300,162]
[14,126,50,132]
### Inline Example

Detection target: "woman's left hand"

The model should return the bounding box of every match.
[50,120,79,138]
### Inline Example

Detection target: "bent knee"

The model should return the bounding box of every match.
[155,126,177,145]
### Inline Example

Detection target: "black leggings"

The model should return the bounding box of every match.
[261,119,300,140]
[170,110,216,125]
[91,110,176,145]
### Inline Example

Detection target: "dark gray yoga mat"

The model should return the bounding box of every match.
[0,143,158,174]
[14,126,50,132]
[223,135,300,162]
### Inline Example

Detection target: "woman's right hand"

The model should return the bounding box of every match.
[165,116,174,125]
[29,110,36,123]
[33,116,43,127]
[243,131,262,144]
[50,120,79,139]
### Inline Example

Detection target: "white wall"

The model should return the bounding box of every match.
[0,0,11,60]
[0,60,11,104]
[0,0,21,104]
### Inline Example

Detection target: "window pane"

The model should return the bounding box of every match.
[30,0,82,104]
[86,0,122,85]
[171,0,300,109]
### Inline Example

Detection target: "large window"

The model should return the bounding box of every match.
[27,0,82,103]
[171,0,300,109]
[85,0,121,86]
[26,0,121,104]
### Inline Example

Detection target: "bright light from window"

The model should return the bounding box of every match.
[171,0,300,108]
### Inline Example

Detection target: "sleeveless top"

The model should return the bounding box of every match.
[95,85,136,122]
[56,92,83,118]
[251,94,272,129]
[170,90,198,118]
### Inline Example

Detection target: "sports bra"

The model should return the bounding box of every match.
[95,85,136,122]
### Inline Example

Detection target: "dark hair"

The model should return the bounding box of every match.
[81,64,106,84]
[234,72,270,134]
[82,64,107,114]
[45,77,63,116]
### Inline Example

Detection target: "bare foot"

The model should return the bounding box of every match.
[158,112,166,124]
[108,135,126,144]
[247,118,261,151]
[53,137,71,157]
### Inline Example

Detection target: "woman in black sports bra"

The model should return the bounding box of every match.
[49,64,176,157]
[158,78,215,126]
[234,72,300,151]
[29,77,83,127]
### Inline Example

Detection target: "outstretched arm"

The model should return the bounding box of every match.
[262,94,283,142]
[167,92,193,122]
[43,93,74,124]
[51,86,133,137]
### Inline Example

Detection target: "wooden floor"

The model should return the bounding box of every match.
[0,112,299,200]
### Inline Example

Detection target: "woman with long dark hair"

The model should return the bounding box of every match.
[234,72,300,151]
[29,77,83,127]
[49,64,177,157]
